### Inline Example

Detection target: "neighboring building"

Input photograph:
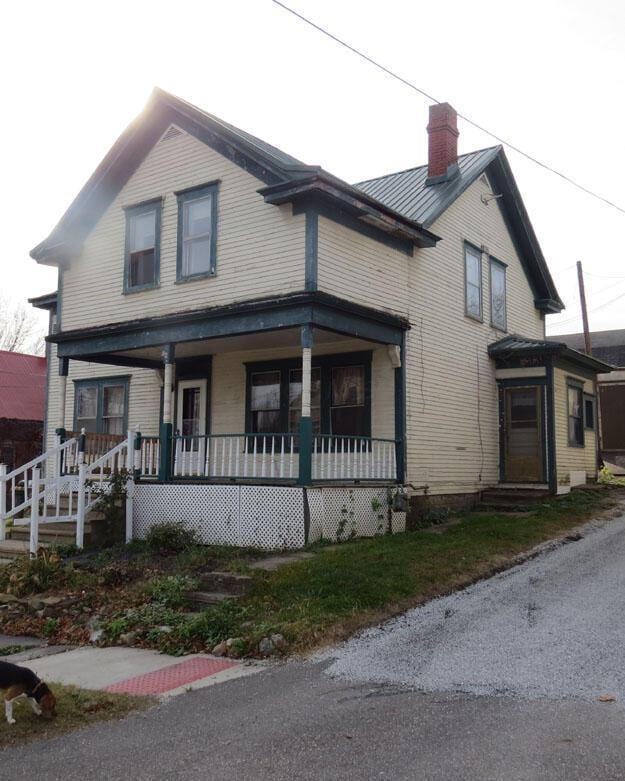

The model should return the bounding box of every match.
[0,350,46,471]
[557,329,625,472]
[20,90,612,544]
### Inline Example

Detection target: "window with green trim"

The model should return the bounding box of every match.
[584,394,595,430]
[176,183,218,281]
[490,258,507,331]
[464,244,482,320]
[124,200,161,292]
[246,353,370,437]
[74,378,129,435]
[567,384,584,446]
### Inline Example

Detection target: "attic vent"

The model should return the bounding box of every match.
[161,125,183,142]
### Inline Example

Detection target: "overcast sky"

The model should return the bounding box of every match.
[2,0,624,337]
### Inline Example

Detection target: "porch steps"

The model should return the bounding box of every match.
[480,487,551,510]
[184,571,254,609]
[0,540,49,560]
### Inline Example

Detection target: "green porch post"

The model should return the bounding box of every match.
[298,325,314,486]
[393,335,406,483]
[158,344,175,481]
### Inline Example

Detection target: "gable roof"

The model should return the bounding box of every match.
[0,351,46,422]
[356,146,563,313]
[488,334,612,373]
[30,89,437,264]
[554,328,625,368]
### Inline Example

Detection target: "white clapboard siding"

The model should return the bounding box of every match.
[60,129,306,331]
[553,368,597,483]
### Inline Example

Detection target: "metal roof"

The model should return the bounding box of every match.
[355,147,501,228]
[488,335,613,373]
[0,351,46,421]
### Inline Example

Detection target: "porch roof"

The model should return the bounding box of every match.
[49,291,408,364]
[488,334,614,374]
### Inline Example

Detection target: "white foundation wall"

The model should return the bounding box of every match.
[405,176,546,495]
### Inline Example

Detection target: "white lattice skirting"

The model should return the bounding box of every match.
[132,484,406,550]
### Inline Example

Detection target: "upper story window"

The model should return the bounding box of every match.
[176,183,218,281]
[464,244,482,321]
[124,200,161,293]
[490,258,507,331]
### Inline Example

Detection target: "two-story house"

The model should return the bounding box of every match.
[13,89,611,549]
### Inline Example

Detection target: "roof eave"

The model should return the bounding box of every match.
[259,176,440,248]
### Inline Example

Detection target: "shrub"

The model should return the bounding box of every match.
[145,523,198,553]
[144,575,198,608]
[0,550,73,596]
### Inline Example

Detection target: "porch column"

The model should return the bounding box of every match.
[298,326,313,485]
[391,336,406,483]
[158,344,175,481]
[56,357,69,439]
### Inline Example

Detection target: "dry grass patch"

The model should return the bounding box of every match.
[0,683,153,750]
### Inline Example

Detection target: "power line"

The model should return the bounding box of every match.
[271,0,625,216]
[551,289,625,327]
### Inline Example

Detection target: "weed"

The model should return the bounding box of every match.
[144,575,198,608]
[145,522,198,553]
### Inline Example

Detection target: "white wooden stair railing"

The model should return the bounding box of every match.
[0,429,140,555]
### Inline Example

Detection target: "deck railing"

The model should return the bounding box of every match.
[170,433,398,482]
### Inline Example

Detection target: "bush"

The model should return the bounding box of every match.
[144,575,197,608]
[0,550,73,596]
[145,523,198,553]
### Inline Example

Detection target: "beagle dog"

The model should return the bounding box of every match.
[0,660,56,725]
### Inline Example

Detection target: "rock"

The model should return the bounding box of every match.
[26,597,44,612]
[157,625,172,634]
[258,637,275,656]
[0,593,18,604]
[118,631,138,646]
[41,596,64,607]
[225,637,246,658]
[212,641,228,657]
[90,629,104,643]
[270,633,287,650]
[598,694,616,703]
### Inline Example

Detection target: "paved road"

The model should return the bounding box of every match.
[3,516,625,780]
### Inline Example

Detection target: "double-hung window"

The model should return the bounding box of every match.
[176,183,218,281]
[124,200,161,292]
[584,394,596,430]
[74,378,129,435]
[567,382,584,447]
[464,244,482,320]
[490,258,507,331]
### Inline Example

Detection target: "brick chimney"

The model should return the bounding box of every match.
[426,102,459,184]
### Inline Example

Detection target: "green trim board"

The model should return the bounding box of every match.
[123,198,162,294]
[244,350,373,440]
[394,332,406,483]
[175,181,219,283]
[51,292,408,358]
[304,209,318,291]
[496,377,548,484]
[545,359,557,493]
[72,375,130,434]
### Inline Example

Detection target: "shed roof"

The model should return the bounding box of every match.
[488,334,613,374]
[0,351,46,422]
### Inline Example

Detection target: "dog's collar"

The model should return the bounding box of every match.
[28,681,44,699]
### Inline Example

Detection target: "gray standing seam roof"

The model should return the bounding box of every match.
[355,147,501,228]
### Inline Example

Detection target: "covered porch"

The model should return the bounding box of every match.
[51,292,407,487]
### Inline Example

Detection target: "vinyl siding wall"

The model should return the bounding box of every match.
[553,366,597,484]
[60,128,306,331]
[404,176,545,494]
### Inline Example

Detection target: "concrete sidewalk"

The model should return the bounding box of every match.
[5,644,262,699]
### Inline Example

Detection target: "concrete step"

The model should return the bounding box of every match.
[480,488,550,509]
[184,591,239,608]
[197,572,253,596]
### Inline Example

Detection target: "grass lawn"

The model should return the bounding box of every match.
[0,683,152,750]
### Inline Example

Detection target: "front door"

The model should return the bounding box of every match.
[175,380,208,475]
[504,386,544,482]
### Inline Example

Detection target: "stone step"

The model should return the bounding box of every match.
[197,571,253,595]
[0,540,49,559]
[184,591,239,607]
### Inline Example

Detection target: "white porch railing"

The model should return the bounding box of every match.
[171,433,397,482]
[173,434,299,480]
[1,429,138,554]
[312,436,397,481]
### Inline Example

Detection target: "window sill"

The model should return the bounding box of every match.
[175,271,216,285]
[490,323,507,333]
[465,313,484,324]
[567,442,585,449]
[123,283,160,295]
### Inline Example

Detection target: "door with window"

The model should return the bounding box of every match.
[175,380,208,474]
[503,386,544,482]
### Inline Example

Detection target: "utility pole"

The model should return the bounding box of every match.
[576,260,592,354]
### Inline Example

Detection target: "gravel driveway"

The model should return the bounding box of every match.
[326,514,625,702]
